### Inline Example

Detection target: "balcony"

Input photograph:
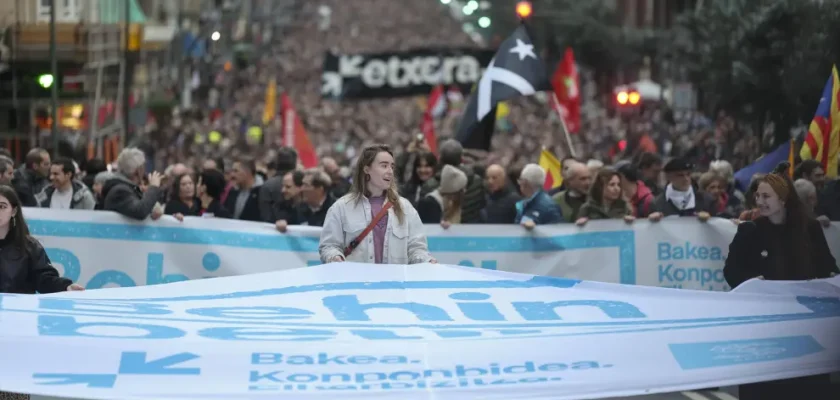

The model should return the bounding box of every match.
[9,22,125,66]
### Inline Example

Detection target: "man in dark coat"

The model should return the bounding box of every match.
[649,158,717,221]
[481,164,519,224]
[259,147,299,223]
[12,148,51,207]
[102,148,163,220]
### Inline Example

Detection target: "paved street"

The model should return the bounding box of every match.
[609,388,738,400]
[30,388,741,400]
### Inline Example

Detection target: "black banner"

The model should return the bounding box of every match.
[321,48,495,100]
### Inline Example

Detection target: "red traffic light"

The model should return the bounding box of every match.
[516,1,533,19]
[616,90,641,106]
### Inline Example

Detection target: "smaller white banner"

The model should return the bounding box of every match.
[24,209,840,292]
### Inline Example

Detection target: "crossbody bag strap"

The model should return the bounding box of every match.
[343,202,393,257]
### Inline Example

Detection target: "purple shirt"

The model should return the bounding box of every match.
[369,195,389,263]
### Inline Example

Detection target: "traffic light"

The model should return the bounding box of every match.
[614,89,642,116]
[37,74,54,89]
[616,90,641,106]
[516,1,533,19]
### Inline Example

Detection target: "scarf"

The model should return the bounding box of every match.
[665,184,696,211]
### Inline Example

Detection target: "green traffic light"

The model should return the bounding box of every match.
[38,74,54,88]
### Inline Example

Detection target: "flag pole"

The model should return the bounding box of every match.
[552,92,577,158]
[519,18,576,157]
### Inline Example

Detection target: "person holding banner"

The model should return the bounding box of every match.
[724,168,838,399]
[164,173,201,220]
[648,158,716,222]
[319,144,436,265]
[0,185,84,295]
[102,148,164,221]
[515,164,564,229]
[698,170,743,219]
[724,171,838,286]
[0,185,84,400]
[574,168,634,226]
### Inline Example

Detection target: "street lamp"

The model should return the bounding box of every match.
[516,1,533,19]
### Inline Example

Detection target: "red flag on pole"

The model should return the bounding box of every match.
[420,85,445,155]
[551,48,581,134]
[280,93,318,169]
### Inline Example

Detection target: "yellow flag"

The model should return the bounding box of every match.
[262,78,277,124]
[539,149,563,190]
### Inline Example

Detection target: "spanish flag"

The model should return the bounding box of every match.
[539,148,563,190]
[800,65,840,177]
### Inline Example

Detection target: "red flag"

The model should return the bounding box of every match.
[551,48,581,134]
[420,85,444,155]
[280,93,318,168]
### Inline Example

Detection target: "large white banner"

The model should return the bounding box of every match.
[0,264,838,400]
[26,209,840,291]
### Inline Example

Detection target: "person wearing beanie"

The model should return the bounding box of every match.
[418,139,486,223]
[648,157,717,222]
[417,164,468,228]
[724,166,838,400]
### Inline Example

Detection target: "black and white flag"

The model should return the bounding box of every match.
[456,25,552,151]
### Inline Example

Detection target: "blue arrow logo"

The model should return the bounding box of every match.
[118,352,201,375]
[33,373,117,388]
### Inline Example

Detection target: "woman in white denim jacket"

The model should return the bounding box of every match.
[319,144,436,264]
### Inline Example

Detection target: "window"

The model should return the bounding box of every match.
[61,0,81,20]
[37,0,81,22]
[37,0,52,21]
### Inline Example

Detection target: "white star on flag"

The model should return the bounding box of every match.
[509,39,536,61]
[476,59,537,120]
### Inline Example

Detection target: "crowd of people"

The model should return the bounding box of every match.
[122,0,769,185]
[6,131,839,231]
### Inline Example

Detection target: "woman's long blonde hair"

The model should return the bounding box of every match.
[350,144,405,225]
[442,192,463,223]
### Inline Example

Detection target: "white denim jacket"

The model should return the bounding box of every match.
[319,194,434,264]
